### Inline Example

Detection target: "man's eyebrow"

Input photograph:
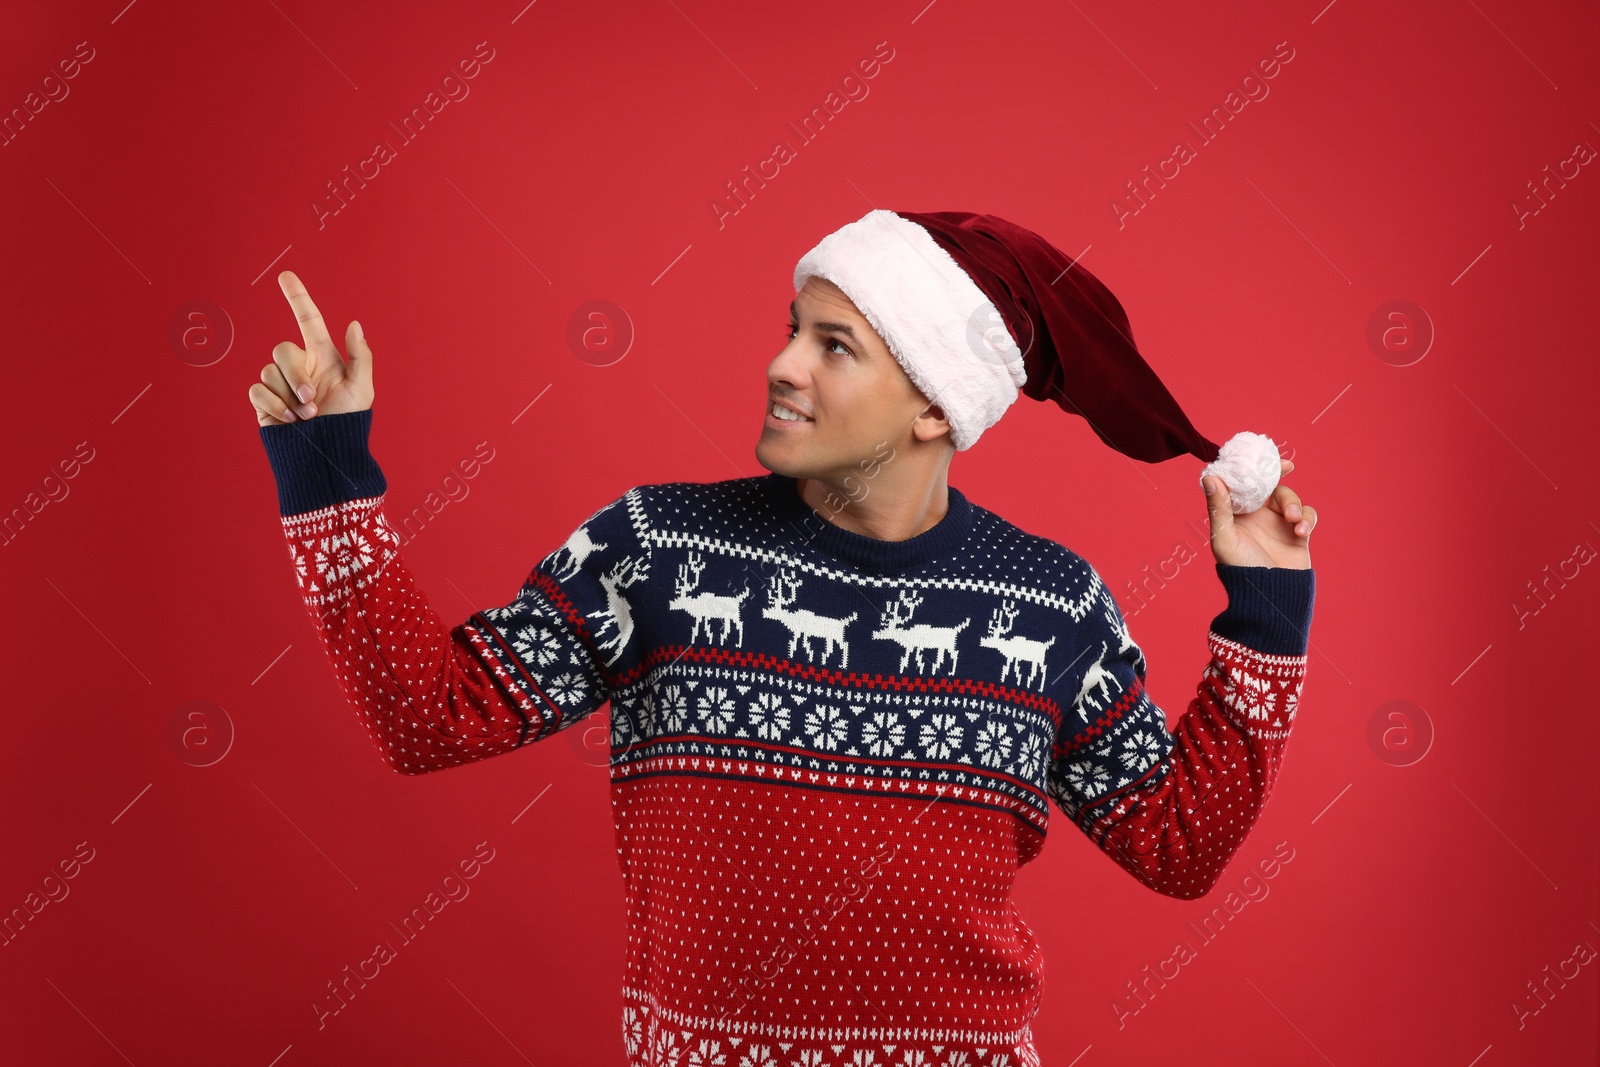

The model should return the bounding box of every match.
[790,299,865,349]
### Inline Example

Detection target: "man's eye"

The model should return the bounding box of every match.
[783,322,850,357]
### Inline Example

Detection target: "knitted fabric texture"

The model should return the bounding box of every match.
[259,408,1316,1066]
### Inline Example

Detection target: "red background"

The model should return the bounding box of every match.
[2,1,1596,1063]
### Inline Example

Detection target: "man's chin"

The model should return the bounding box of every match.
[755,436,814,480]
[754,438,790,477]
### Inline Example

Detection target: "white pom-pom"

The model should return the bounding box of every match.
[1199,431,1281,514]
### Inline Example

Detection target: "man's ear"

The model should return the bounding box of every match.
[912,401,952,443]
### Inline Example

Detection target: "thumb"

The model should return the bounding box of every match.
[345,320,373,389]
[1202,475,1233,535]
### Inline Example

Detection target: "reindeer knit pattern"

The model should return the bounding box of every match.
[259,409,1316,1067]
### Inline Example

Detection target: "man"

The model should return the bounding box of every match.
[251,208,1317,1067]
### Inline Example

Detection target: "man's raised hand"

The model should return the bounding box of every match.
[1203,458,1317,570]
[248,271,375,427]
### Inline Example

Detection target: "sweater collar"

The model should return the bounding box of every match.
[759,471,974,574]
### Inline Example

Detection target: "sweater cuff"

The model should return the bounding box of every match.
[258,408,387,517]
[1209,563,1315,656]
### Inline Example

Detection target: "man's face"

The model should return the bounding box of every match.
[757,275,946,479]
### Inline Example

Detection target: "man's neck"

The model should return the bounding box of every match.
[797,472,950,542]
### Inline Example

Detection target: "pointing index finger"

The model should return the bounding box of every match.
[278,270,335,357]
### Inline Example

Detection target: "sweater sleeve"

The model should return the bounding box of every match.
[1045,558,1315,899]
[257,408,654,776]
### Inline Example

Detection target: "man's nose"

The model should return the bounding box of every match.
[766,341,809,389]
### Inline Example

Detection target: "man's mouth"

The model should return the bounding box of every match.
[768,400,813,423]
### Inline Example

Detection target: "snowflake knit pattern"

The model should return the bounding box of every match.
[259,409,1315,1067]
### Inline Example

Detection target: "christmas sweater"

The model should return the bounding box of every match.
[259,408,1316,1067]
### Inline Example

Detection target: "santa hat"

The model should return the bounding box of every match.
[792,208,1281,514]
